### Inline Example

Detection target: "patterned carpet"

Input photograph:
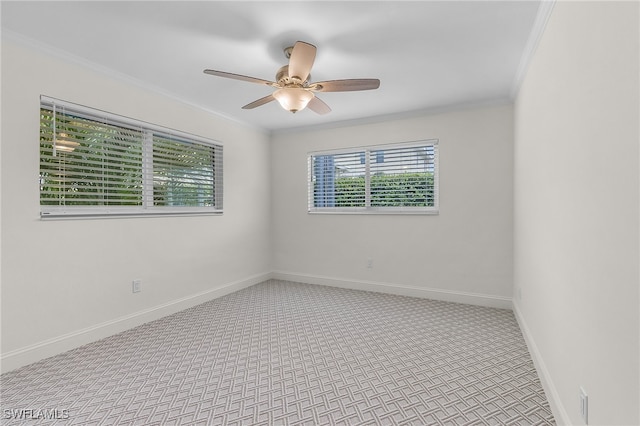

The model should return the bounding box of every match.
[1,280,555,425]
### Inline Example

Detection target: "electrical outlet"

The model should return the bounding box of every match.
[366,258,373,269]
[579,387,588,424]
[132,279,141,293]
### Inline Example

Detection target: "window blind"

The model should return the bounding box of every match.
[151,133,220,208]
[308,140,438,214]
[313,151,367,207]
[39,96,223,218]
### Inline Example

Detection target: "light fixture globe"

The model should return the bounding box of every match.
[272,87,314,113]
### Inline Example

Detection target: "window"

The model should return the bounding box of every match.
[308,140,438,214]
[39,96,223,218]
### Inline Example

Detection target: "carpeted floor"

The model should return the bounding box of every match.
[1,280,555,425]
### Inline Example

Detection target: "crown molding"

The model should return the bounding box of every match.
[1,29,269,135]
[510,0,556,99]
[270,97,514,136]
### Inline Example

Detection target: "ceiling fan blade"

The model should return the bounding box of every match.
[204,69,276,86]
[242,94,276,109]
[311,79,380,92]
[307,96,331,115]
[288,41,316,82]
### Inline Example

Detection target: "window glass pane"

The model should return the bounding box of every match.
[312,151,366,207]
[39,97,223,218]
[309,141,438,214]
[40,108,144,206]
[370,145,436,207]
[152,135,215,207]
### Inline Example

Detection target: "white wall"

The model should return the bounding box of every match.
[1,39,272,372]
[514,2,639,425]
[271,105,514,308]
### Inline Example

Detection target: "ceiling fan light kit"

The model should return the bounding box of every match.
[273,87,314,113]
[204,41,380,115]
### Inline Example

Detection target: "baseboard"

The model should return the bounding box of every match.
[513,301,570,425]
[1,272,271,374]
[271,271,512,310]
[1,271,511,374]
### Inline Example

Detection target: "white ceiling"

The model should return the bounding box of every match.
[2,1,543,132]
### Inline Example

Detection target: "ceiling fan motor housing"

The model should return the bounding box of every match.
[276,65,309,86]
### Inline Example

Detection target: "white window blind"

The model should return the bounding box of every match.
[39,96,223,218]
[308,140,438,214]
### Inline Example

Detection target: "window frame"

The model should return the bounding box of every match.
[307,140,439,215]
[39,96,223,219]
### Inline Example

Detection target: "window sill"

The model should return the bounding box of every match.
[40,208,223,220]
[308,208,439,216]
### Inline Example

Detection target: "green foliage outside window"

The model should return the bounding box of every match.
[331,173,436,207]
[40,109,144,206]
[40,109,216,208]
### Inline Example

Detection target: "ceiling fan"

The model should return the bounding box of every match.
[204,41,380,114]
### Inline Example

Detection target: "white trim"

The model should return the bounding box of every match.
[510,0,556,98]
[271,271,512,310]
[2,29,515,136]
[513,301,570,425]
[308,208,438,215]
[2,29,267,135]
[273,98,513,135]
[0,272,271,374]
[0,271,515,374]
[308,141,439,214]
[307,139,439,157]
[40,207,223,220]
